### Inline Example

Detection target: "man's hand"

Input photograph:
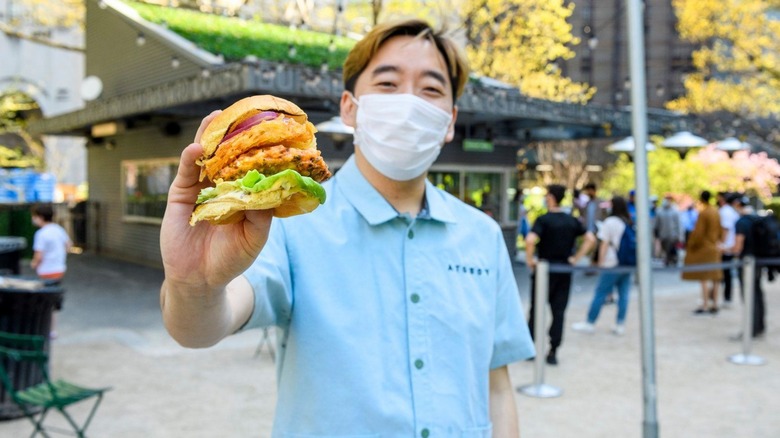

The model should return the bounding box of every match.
[160,111,274,346]
[161,111,273,288]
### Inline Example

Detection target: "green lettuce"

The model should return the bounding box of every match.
[196,169,326,204]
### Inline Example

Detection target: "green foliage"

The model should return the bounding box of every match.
[126,1,355,69]
[462,0,595,103]
[0,145,41,169]
[602,146,780,202]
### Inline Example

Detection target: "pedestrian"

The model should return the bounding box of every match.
[30,204,71,282]
[681,202,699,244]
[654,195,682,266]
[726,196,766,338]
[682,190,723,314]
[160,19,535,436]
[572,196,633,336]
[717,191,740,307]
[525,184,596,365]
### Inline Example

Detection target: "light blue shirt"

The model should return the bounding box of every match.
[243,155,534,437]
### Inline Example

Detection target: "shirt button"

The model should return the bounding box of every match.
[421,428,430,438]
[410,293,420,303]
[408,229,414,239]
[414,359,424,370]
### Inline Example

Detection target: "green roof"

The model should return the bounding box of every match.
[125,0,354,70]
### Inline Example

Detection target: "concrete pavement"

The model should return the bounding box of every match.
[1,252,778,437]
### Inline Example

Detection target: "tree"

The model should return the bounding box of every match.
[462,0,595,103]
[669,0,780,122]
[602,145,780,203]
[532,139,613,189]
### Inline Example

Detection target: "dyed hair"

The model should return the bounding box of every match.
[342,19,470,102]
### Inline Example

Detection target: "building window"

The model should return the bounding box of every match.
[428,169,507,221]
[122,158,178,224]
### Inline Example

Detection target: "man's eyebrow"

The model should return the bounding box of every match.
[370,65,449,88]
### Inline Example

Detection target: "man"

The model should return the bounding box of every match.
[654,195,682,266]
[525,184,596,365]
[581,182,600,234]
[160,19,534,437]
[717,192,740,307]
[728,196,766,338]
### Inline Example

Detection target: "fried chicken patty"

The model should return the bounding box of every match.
[213,144,332,183]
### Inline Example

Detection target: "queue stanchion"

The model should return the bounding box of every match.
[518,260,563,398]
[728,256,766,366]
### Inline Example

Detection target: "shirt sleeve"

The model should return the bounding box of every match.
[240,219,294,331]
[490,230,535,369]
[530,214,545,237]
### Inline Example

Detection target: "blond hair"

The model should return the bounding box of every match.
[342,19,470,102]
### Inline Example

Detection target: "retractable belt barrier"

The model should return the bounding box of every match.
[518,256,768,399]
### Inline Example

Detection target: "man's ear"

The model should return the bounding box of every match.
[445,105,459,143]
[340,91,357,128]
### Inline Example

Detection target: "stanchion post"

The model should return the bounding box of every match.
[518,260,563,398]
[728,256,765,366]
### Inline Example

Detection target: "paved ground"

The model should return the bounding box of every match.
[1,252,778,437]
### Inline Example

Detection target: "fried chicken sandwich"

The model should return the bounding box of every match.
[190,95,331,225]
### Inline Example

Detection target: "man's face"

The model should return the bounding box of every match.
[340,35,458,143]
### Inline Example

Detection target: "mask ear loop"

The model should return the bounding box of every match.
[349,92,359,107]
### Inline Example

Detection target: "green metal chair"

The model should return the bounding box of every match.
[0,331,110,437]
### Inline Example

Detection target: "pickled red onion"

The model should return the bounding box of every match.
[220,111,279,143]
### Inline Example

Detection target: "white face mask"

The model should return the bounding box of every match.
[352,93,453,181]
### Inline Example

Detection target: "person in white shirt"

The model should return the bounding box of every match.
[716,192,740,307]
[31,204,71,282]
[572,196,633,336]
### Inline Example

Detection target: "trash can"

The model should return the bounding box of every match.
[0,237,26,275]
[0,280,63,420]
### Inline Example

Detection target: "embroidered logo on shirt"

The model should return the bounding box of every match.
[448,264,490,276]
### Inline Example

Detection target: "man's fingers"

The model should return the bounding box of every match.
[194,110,222,144]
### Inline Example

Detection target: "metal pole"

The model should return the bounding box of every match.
[625,1,658,437]
[518,260,562,398]
[729,256,766,365]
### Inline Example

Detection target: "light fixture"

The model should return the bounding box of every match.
[201,68,211,78]
[171,56,180,68]
[655,84,665,97]
[606,136,655,155]
[588,35,598,50]
[315,116,354,149]
[662,131,709,158]
[714,137,750,157]
[136,33,146,46]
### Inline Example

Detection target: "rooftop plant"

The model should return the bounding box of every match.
[126,1,355,70]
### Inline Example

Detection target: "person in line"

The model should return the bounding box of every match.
[525,184,596,365]
[582,183,600,233]
[159,19,534,436]
[654,194,682,267]
[727,196,766,339]
[31,204,71,282]
[572,196,633,336]
[716,191,740,307]
[682,190,723,314]
[681,202,699,245]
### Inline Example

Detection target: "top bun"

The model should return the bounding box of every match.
[199,95,308,158]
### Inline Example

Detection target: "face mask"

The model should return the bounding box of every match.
[352,93,453,181]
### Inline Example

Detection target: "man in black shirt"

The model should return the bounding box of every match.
[525,184,596,364]
[728,196,765,338]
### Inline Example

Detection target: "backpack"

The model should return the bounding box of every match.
[751,215,780,258]
[616,220,637,266]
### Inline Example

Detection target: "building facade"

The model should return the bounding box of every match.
[30,0,688,267]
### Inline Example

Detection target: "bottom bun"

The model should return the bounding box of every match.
[189,170,326,225]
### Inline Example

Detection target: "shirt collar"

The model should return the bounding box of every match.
[335,155,457,225]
